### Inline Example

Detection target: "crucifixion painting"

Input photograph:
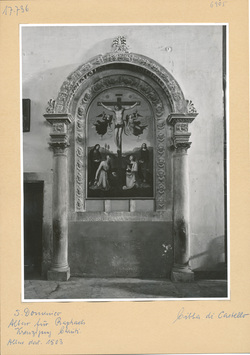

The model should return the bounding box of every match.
[87,89,154,199]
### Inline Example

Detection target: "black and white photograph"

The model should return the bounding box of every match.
[22,24,228,301]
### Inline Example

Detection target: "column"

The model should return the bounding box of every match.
[44,113,72,281]
[167,112,198,282]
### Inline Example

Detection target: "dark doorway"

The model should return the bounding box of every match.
[24,182,44,279]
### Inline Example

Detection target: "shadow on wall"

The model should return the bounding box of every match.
[191,235,226,278]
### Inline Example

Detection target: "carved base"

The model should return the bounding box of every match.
[47,267,70,281]
[171,265,194,282]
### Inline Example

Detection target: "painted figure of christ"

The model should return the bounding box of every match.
[99,100,139,153]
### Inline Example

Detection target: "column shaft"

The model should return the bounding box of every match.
[173,149,190,266]
[171,146,194,282]
[167,112,198,282]
[44,113,72,281]
[51,149,69,271]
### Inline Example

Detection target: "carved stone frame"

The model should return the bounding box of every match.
[46,52,190,214]
[45,50,198,281]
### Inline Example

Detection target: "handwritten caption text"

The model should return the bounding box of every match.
[7,308,86,347]
[173,307,249,323]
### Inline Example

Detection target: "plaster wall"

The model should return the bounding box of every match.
[22,25,225,274]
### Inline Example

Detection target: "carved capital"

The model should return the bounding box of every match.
[44,113,72,150]
[167,113,198,151]
[173,140,192,153]
[49,135,70,151]
[53,144,69,155]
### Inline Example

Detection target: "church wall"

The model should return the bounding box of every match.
[22,25,225,275]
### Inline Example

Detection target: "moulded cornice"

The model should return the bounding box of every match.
[44,113,73,125]
[167,112,198,126]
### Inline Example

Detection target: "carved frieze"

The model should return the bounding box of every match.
[52,123,66,133]
[175,123,188,133]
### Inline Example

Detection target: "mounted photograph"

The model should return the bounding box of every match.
[22,24,228,300]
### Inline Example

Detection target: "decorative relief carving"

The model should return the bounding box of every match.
[157,120,165,130]
[157,145,165,155]
[157,157,165,169]
[44,114,72,155]
[76,119,84,130]
[52,123,65,133]
[175,123,188,132]
[76,146,83,157]
[167,113,198,154]
[52,144,69,154]
[49,135,70,150]
[76,160,83,170]
[76,199,84,211]
[77,106,85,117]
[112,36,130,53]
[76,172,83,184]
[46,99,55,114]
[76,133,83,143]
[76,185,83,197]
[158,132,165,142]
[173,141,192,152]
[168,80,182,101]
[186,99,197,113]
[155,132,167,210]
[75,105,86,211]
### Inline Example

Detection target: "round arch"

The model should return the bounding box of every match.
[47,52,189,116]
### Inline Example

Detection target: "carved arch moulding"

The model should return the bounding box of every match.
[46,52,189,115]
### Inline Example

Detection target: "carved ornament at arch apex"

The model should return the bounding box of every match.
[51,52,188,115]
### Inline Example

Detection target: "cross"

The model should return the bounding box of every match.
[97,94,141,185]
[97,94,141,108]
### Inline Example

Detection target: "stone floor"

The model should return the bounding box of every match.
[24,277,228,300]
